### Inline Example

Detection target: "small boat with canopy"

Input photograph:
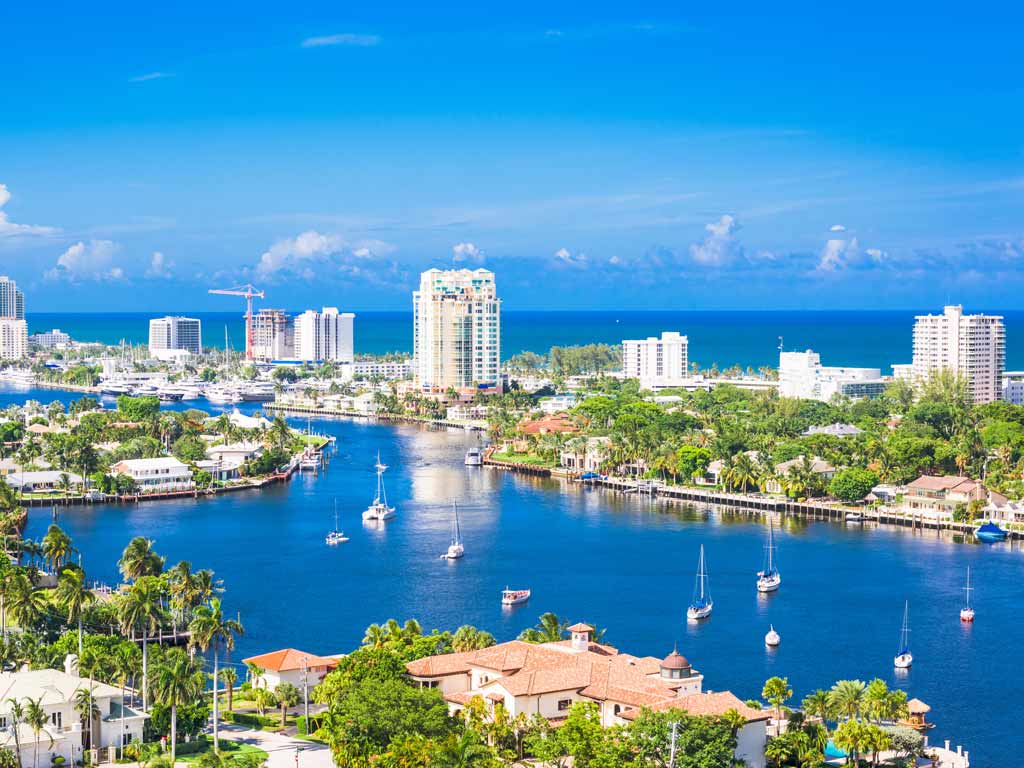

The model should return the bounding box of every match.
[975,521,1009,543]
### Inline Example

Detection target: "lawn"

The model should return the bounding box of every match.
[490,451,557,468]
[177,741,269,764]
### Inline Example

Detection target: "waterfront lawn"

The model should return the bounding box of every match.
[490,451,557,468]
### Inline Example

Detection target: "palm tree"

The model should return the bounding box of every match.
[274,682,300,727]
[166,561,200,626]
[801,689,832,723]
[269,416,292,451]
[189,598,243,752]
[117,576,166,710]
[118,538,164,582]
[5,572,45,631]
[72,686,100,753]
[362,623,387,648]
[245,662,265,690]
[517,612,568,643]
[451,625,497,652]
[6,697,24,768]
[828,679,866,722]
[434,731,493,768]
[111,643,140,759]
[55,568,95,657]
[762,676,792,723]
[152,648,204,761]
[218,667,238,712]
[23,697,51,768]
[40,524,74,571]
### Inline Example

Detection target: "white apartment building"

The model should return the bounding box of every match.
[352,359,413,380]
[148,316,202,359]
[778,350,884,401]
[0,276,25,320]
[0,318,28,360]
[251,308,293,361]
[29,328,72,349]
[413,268,501,392]
[1002,372,1024,405]
[905,305,1005,403]
[622,331,689,389]
[110,457,194,492]
[293,308,354,364]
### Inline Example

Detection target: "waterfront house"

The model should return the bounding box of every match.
[194,458,241,482]
[0,655,148,766]
[204,409,272,432]
[538,394,580,414]
[518,412,580,436]
[6,470,83,493]
[243,648,339,691]
[445,403,490,421]
[764,456,836,494]
[110,457,194,493]
[901,475,994,520]
[206,441,264,463]
[560,436,611,474]
[406,624,766,768]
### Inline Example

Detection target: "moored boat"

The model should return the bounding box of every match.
[894,600,913,669]
[441,502,465,560]
[464,448,483,466]
[501,587,530,606]
[326,501,349,545]
[362,452,397,521]
[960,566,974,622]
[756,520,781,593]
[686,545,713,621]
[845,512,863,523]
[765,625,781,647]
[975,521,1009,543]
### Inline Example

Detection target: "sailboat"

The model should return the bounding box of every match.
[362,452,397,521]
[765,625,781,647]
[960,567,975,623]
[326,500,349,545]
[441,502,465,560]
[894,601,913,668]
[756,520,781,593]
[686,545,713,620]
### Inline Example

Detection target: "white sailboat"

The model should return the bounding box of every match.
[686,545,713,620]
[765,625,781,647]
[362,452,396,521]
[894,601,913,668]
[960,567,974,623]
[756,519,781,593]
[326,501,349,545]
[441,502,465,559]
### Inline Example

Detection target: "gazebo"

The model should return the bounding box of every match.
[900,698,934,730]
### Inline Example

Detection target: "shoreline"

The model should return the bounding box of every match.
[264,401,487,431]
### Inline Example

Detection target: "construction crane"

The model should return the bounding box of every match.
[208,284,265,360]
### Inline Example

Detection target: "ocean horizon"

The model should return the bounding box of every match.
[26,309,1024,372]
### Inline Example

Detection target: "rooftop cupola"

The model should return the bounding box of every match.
[660,647,692,680]
[567,622,593,652]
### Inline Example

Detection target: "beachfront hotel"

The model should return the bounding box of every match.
[622,331,689,389]
[412,268,501,393]
[898,305,1005,403]
[406,623,767,768]
[778,349,885,401]
[148,315,202,360]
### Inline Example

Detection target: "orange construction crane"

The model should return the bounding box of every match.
[208,284,265,360]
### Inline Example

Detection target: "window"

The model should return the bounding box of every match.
[50,711,62,728]
[557,699,572,711]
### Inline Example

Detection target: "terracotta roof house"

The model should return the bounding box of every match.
[902,475,994,520]
[406,624,766,768]
[242,648,339,691]
[518,413,580,436]
[762,456,836,494]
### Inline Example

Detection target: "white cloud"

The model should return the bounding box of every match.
[255,230,395,281]
[553,247,588,267]
[0,184,57,239]
[301,33,380,48]
[817,238,889,271]
[452,242,484,263]
[44,240,124,282]
[129,72,174,83]
[145,251,173,278]
[688,214,743,266]
[829,224,847,232]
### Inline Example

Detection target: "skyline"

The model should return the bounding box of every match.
[3,2,1023,311]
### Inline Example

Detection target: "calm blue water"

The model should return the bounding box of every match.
[26,309,1024,371]
[10,386,1018,764]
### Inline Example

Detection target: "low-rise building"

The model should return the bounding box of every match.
[352,360,413,380]
[194,459,242,482]
[518,413,579,437]
[445,404,490,421]
[764,456,836,494]
[560,436,610,474]
[1001,371,1024,405]
[242,648,339,691]
[539,394,581,414]
[110,457,193,492]
[29,328,72,349]
[902,475,998,520]
[206,441,264,463]
[5,470,83,493]
[803,423,863,438]
[779,350,883,401]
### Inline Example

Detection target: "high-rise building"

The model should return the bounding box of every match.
[251,309,293,361]
[293,308,354,363]
[778,349,884,401]
[622,331,689,389]
[0,276,25,320]
[909,305,1005,403]
[0,318,28,360]
[148,316,202,359]
[413,268,501,392]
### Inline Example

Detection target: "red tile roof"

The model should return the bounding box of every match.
[618,691,768,723]
[518,413,580,435]
[242,648,338,673]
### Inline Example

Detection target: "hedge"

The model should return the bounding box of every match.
[221,712,277,729]
[295,715,323,736]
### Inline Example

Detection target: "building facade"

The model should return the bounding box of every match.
[908,305,1005,403]
[148,316,202,358]
[242,648,338,691]
[1001,371,1024,405]
[250,309,293,361]
[413,269,501,392]
[29,328,72,349]
[0,276,25,320]
[293,308,354,363]
[622,332,689,389]
[778,350,883,401]
[110,457,194,492]
[0,318,28,360]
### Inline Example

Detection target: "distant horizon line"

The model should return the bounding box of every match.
[23,307,1021,316]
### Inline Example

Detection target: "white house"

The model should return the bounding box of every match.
[560,436,610,474]
[205,441,264,463]
[242,648,339,691]
[205,409,273,432]
[0,656,148,766]
[5,471,83,493]
[194,459,241,482]
[110,458,193,492]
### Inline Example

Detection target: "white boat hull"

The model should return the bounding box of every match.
[501,590,531,606]
[757,574,781,593]
[765,632,781,647]
[894,653,913,669]
[363,504,396,521]
[960,608,975,623]
[441,545,465,560]
[687,603,713,621]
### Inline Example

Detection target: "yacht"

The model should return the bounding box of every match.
[326,502,349,545]
[464,448,484,466]
[501,587,531,606]
[764,625,781,647]
[299,450,322,471]
[362,453,396,521]
[756,520,781,593]
[239,382,276,402]
[686,545,713,620]
[205,385,242,405]
[441,502,465,559]
[845,511,863,523]
[894,601,913,669]
[960,567,974,623]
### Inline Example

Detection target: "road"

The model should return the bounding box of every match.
[218,724,333,768]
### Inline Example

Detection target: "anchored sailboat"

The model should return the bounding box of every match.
[756,520,781,593]
[441,502,465,560]
[960,567,974,623]
[326,500,349,545]
[686,545,713,620]
[894,601,913,669]
[362,452,397,521]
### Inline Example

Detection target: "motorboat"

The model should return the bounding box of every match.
[440,502,465,559]
[894,601,913,669]
[157,389,184,402]
[756,519,781,593]
[362,453,396,521]
[845,512,863,523]
[501,587,531,606]
[205,385,243,405]
[975,521,1009,543]
[464,448,484,466]
[765,625,781,647]
[299,451,322,471]
[960,566,974,622]
[686,545,713,621]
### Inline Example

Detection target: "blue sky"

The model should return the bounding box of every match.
[2,1,1023,312]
